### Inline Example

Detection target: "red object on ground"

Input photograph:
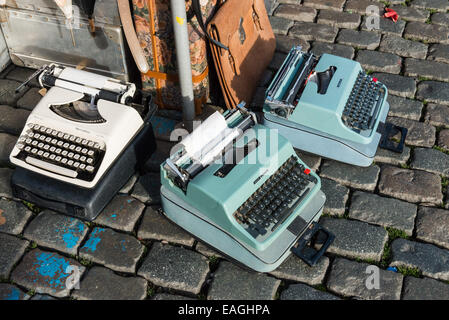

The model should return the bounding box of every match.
[304,168,311,175]
[384,8,399,23]
[373,77,378,83]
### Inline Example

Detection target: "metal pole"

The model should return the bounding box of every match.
[170,0,195,132]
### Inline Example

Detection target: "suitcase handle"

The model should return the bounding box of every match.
[117,0,150,73]
[291,222,335,267]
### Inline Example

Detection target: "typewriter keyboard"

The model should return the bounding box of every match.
[342,72,383,132]
[13,123,106,181]
[233,156,317,238]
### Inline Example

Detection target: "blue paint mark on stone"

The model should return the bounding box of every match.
[54,218,86,249]
[119,239,127,252]
[32,252,71,290]
[62,233,78,249]
[127,199,134,204]
[111,214,117,219]
[5,288,21,300]
[82,228,106,252]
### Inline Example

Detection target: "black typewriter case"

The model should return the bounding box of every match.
[11,96,157,221]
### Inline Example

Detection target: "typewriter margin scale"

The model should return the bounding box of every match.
[160,105,334,272]
[262,46,408,167]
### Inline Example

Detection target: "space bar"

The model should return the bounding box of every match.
[26,157,78,178]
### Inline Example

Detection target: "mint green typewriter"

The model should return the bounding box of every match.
[263,46,407,167]
[160,104,334,272]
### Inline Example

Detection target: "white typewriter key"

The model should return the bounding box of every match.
[45,137,52,143]
[26,138,32,144]
[88,141,94,147]
[27,123,35,128]
[94,143,100,149]
[43,152,49,158]
[87,158,93,164]
[19,137,26,142]
[27,131,34,137]
[86,165,94,172]
[37,150,44,156]
[55,148,62,154]
[43,145,50,150]
[34,134,40,139]
[87,150,94,156]
[25,157,77,178]
[75,137,82,144]
[34,125,40,130]
[39,126,46,132]
[49,154,56,160]
[62,150,68,156]
[63,134,70,140]
[63,143,70,149]
[57,132,64,138]
[69,145,76,150]
[61,158,68,164]
[57,141,64,147]
[45,128,52,134]
[39,136,46,141]
[73,162,80,168]
[31,141,38,146]
[51,139,58,145]
[68,152,74,158]
[80,156,86,162]
[74,154,80,160]
[51,130,58,136]
[81,139,88,145]
[75,146,82,152]
[38,143,44,148]
[24,146,31,151]
[16,143,24,150]
[69,136,76,142]
[50,147,56,153]
[80,164,86,170]
[67,160,74,166]
[81,148,88,154]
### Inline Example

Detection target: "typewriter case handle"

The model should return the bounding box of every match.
[291,222,335,267]
[377,122,408,154]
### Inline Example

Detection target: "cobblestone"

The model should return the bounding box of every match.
[208,261,280,300]
[303,0,345,11]
[431,12,449,26]
[374,146,411,166]
[387,95,423,121]
[276,35,310,53]
[327,258,403,300]
[349,191,417,236]
[402,276,449,300]
[137,207,195,247]
[337,29,381,50]
[410,147,449,177]
[24,210,88,255]
[372,73,416,99]
[428,44,449,65]
[438,129,449,150]
[389,5,429,23]
[131,172,161,205]
[387,117,436,148]
[356,50,402,74]
[379,35,428,60]
[320,178,349,216]
[416,206,449,250]
[0,168,14,199]
[138,242,209,295]
[0,199,32,235]
[0,233,29,278]
[404,22,449,44]
[152,293,195,300]
[378,165,443,205]
[311,42,355,59]
[11,249,85,298]
[269,16,294,35]
[405,58,449,83]
[280,283,340,300]
[72,266,147,300]
[0,105,30,135]
[269,255,330,286]
[16,87,41,111]
[289,22,338,43]
[0,80,27,105]
[0,284,29,300]
[317,10,361,29]
[344,0,383,15]
[417,81,449,106]
[94,195,145,232]
[5,68,39,87]
[0,133,16,165]
[425,104,449,128]
[390,238,449,282]
[79,227,145,273]
[319,217,388,262]
[411,0,448,12]
[361,16,406,36]
[274,4,316,22]
[320,160,380,191]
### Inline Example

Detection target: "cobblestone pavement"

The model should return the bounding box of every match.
[1,0,449,300]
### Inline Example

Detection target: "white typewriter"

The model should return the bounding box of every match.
[10,64,144,189]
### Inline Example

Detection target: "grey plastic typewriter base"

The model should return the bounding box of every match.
[161,185,326,273]
[262,102,390,167]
